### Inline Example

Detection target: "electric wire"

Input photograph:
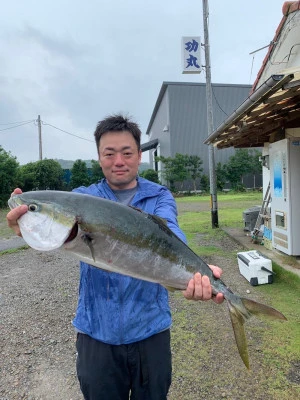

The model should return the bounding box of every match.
[0,117,94,143]
[212,87,229,117]
[0,119,34,125]
[42,122,94,143]
[0,120,35,132]
[249,55,255,84]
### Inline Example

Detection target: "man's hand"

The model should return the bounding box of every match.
[183,265,224,304]
[6,188,27,237]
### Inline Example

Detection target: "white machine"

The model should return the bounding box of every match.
[269,138,300,255]
[237,250,274,286]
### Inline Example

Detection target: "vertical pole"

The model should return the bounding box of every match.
[37,115,42,160]
[202,0,219,228]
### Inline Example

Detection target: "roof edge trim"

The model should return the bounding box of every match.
[204,74,293,145]
[141,138,159,152]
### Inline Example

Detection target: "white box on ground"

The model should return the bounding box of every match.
[237,250,274,286]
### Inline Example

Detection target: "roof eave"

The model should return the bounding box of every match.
[204,73,295,147]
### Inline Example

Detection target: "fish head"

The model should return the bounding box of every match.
[8,192,77,251]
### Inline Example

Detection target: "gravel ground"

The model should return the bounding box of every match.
[0,237,26,252]
[0,249,80,399]
[0,213,299,399]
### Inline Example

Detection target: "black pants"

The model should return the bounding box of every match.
[76,330,172,400]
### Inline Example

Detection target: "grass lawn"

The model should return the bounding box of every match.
[0,207,14,238]
[174,192,300,399]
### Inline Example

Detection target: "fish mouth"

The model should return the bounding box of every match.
[64,222,79,243]
[8,196,20,210]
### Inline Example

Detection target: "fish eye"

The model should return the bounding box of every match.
[28,203,38,212]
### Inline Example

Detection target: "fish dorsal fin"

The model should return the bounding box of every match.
[129,206,168,227]
[147,214,178,239]
[129,205,144,213]
[129,206,175,238]
[148,214,168,226]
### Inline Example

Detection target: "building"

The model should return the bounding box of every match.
[205,1,300,255]
[142,81,252,181]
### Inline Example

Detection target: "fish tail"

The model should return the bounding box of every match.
[227,297,287,370]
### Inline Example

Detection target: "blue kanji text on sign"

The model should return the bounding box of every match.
[185,39,199,52]
[186,54,200,69]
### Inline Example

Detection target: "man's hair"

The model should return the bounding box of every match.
[94,114,141,153]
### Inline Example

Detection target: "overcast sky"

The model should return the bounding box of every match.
[0,0,285,165]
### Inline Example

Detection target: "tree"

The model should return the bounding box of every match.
[155,153,190,191]
[70,159,90,189]
[247,149,263,188]
[170,154,190,189]
[216,162,227,191]
[139,169,159,183]
[155,153,204,191]
[17,159,64,191]
[200,174,209,192]
[226,150,251,189]
[35,159,64,189]
[186,155,203,191]
[90,159,105,183]
[224,149,262,190]
[155,155,177,191]
[17,162,37,192]
[0,146,19,207]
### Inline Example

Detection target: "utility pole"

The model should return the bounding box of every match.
[202,0,219,228]
[37,115,42,160]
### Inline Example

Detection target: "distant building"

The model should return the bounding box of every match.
[142,81,253,181]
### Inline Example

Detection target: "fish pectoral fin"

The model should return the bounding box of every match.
[80,232,96,262]
[228,301,250,370]
[241,298,287,321]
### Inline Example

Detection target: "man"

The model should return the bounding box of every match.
[7,114,224,400]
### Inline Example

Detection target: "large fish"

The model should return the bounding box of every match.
[8,190,287,369]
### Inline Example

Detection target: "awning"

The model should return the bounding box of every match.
[204,72,300,149]
[141,138,159,152]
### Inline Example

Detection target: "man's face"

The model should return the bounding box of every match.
[98,130,142,190]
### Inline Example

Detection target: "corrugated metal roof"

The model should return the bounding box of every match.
[205,72,300,148]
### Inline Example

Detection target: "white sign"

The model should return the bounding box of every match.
[181,36,201,74]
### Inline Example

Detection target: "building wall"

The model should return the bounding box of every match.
[148,82,253,176]
[147,89,171,164]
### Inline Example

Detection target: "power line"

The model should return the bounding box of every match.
[0,117,94,144]
[0,119,34,125]
[0,120,35,132]
[42,121,94,143]
[212,87,229,118]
